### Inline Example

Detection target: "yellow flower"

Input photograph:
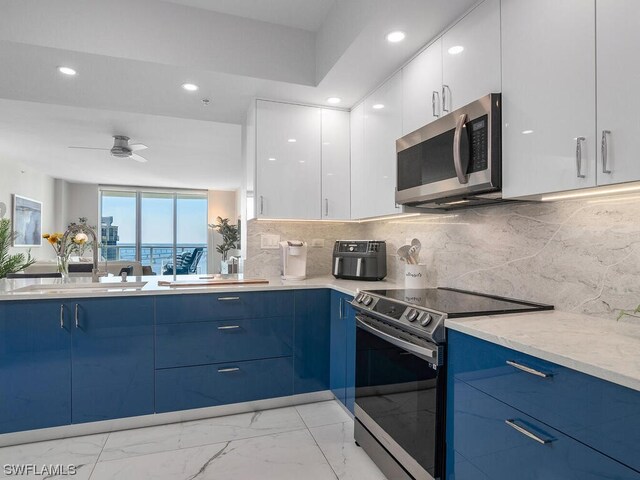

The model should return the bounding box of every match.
[73,232,88,245]
[42,233,50,239]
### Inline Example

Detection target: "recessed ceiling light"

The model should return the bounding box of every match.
[268,157,276,161]
[326,97,342,104]
[182,83,199,92]
[386,31,406,43]
[521,130,534,135]
[447,45,464,55]
[57,66,77,76]
[372,104,385,110]
[288,138,297,143]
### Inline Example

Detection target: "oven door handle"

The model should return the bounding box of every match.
[356,316,440,365]
[453,113,469,185]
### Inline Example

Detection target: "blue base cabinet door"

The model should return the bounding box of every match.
[155,357,294,413]
[293,289,330,394]
[0,301,71,433]
[329,291,355,413]
[71,297,154,423]
[450,381,640,480]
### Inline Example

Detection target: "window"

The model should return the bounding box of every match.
[100,188,208,275]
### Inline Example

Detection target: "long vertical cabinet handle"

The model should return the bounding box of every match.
[442,85,451,113]
[601,130,612,174]
[74,304,80,328]
[338,297,344,319]
[576,136,586,178]
[259,196,264,215]
[60,304,65,329]
[432,91,440,118]
[325,198,329,217]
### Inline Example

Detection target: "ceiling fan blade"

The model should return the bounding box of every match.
[131,153,148,163]
[68,146,110,150]
[129,143,148,151]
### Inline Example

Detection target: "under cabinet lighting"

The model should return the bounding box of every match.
[58,66,77,76]
[541,184,640,201]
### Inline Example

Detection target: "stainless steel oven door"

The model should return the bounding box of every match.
[355,315,445,480]
[395,93,500,206]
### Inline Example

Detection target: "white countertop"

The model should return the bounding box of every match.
[446,310,640,393]
[0,274,400,301]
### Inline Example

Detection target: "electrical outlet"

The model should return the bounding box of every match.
[261,234,280,249]
[311,238,324,248]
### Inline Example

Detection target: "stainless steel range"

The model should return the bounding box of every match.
[351,287,553,480]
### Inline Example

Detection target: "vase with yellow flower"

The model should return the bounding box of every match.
[42,231,89,278]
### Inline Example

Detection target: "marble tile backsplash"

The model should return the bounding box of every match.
[245,196,640,320]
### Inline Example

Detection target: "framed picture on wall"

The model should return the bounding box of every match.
[12,195,42,247]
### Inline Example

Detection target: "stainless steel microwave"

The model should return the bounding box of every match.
[396,93,502,210]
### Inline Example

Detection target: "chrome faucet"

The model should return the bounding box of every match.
[60,224,102,282]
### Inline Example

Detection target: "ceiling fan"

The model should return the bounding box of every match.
[68,135,149,163]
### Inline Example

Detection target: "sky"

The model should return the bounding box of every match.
[101,193,207,245]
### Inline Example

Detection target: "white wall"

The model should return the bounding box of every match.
[0,156,58,260]
[64,182,99,228]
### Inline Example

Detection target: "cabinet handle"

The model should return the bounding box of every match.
[74,304,79,328]
[505,419,554,445]
[601,130,612,174]
[217,296,240,301]
[217,325,241,330]
[218,367,240,373]
[59,304,65,329]
[576,136,586,178]
[325,198,329,217]
[339,297,344,319]
[506,360,553,378]
[260,195,264,215]
[442,85,451,113]
[432,91,440,118]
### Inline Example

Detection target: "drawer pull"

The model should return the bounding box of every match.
[217,325,241,330]
[217,296,240,301]
[505,419,554,445]
[218,367,240,373]
[506,360,553,378]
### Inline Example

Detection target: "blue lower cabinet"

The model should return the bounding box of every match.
[71,297,154,423]
[0,301,71,434]
[155,357,294,413]
[329,291,355,413]
[448,330,640,473]
[450,381,640,480]
[156,315,293,368]
[293,289,331,394]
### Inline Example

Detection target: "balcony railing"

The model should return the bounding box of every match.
[101,243,208,275]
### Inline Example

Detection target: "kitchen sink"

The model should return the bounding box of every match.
[10,281,148,295]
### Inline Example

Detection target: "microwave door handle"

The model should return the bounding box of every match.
[453,113,469,184]
[356,315,439,364]
[334,257,342,276]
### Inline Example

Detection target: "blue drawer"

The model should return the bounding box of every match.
[448,330,640,472]
[155,356,293,413]
[156,315,293,368]
[155,291,293,324]
[450,380,640,480]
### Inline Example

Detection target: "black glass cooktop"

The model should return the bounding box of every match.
[364,287,553,318]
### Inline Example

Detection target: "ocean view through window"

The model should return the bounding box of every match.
[100,189,208,275]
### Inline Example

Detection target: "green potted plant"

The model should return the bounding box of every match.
[0,218,36,278]
[209,216,239,274]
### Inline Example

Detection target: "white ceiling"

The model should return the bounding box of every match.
[159,0,336,31]
[0,0,480,189]
[0,99,241,190]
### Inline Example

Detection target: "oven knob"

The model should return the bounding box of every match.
[355,293,364,303]
[420,313,433,327]
[406,309,419,322]
[363,295,373,306]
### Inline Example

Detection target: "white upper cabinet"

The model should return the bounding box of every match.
[402,38,443,135]
[359,71,403,219]
[596,0,640,186]
[349,102,366,220]
[256,100,321,219]
[321,109,350,220]
[501,0,597,198]
[441,0,501,112]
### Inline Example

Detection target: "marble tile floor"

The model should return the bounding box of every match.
[0,401,387,480]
